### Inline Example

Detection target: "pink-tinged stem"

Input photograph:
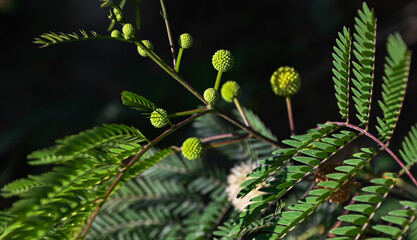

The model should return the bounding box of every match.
[331,121,417,187]
[286,97,295,135]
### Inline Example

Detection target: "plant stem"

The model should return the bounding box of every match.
[201,133,236,142]
[168,106,209,118]
[134,0,141,30]
[234,98,250,127]
[205,134,251,149]
[78,109,211,239]
[214,71,223,91]
[214,107,281,148]
[331,121,417,187]
[175,48,184,73]
[159,0,176,67]
[286,97,295,135]
[135,41,206,103]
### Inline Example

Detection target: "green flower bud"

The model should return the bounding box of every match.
[122,23,135,40]
[181,137,203,160]
[221,81,241,102]
[270,66,301,97]
[150,108,169,128]
[137,40,154,57]
[111,30,122,38]
[203,88,218,104]
[212,50,234,72]
[178,33,193,49]
[113,8,122,15]
[113,8,124,21]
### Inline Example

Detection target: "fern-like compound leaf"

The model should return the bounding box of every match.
[371,201,417,239]
[0,153,122,239]
[399,124,417,174]
[376,33,411,143]
[333,26,352,121]
[351,2,376,127]
[33,30,121,48]
[329,173,399,240]
[121,91,158,112]
[54,124,147,158]
[230,123,366,238]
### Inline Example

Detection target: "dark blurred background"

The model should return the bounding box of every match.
[1,0,417,209]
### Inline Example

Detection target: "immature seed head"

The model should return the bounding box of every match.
[212,50,234,72]
[110,30,122,38]
[203,88,218,104]
[178,33,193,49]
[270,66,301,97]
[221,81,241,102]
[150,108,169,128]
[181,137,203,160]
[122,23,135,40]
[137,40,154,57]
[113,8,124,22]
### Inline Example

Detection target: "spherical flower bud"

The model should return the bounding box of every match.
[178,33,193,49]
[270,66,301,97]
[122,23,135,40]
[111,30,122,38]
[150,108,169,128]
[181,137,203,160]
[203,88,218,104]
[212,50,234,72]
[113,8,124,21]
[137,40,154,57]
[221,81,241,102]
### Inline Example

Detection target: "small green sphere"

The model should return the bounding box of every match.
[178,33,193,49]
[270,66,301,96]
[122,23,135,40]
[113,8,124,21]
[181,137,203,160]
[150,108,169,128]
[111,30,122,38]
[221,81,241,102]
[212,50,234,72]
[137,40,154,57]
[113,8,122,15]
[203,88,218,104]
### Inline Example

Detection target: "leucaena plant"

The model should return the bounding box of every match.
[1,1,416,240]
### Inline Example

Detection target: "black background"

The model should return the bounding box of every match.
[1,0,417,209]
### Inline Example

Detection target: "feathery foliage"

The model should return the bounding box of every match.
[333,26,352,121]
[2,1,416,240]
[376,33,412,143]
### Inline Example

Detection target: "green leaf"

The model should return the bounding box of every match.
[337,214,368,225]
[121,91,158,112]
[330,226,360,236]
[376,33,411,142]
[33,30,110,48]
[372,225,402,237]
[344,204,374,215]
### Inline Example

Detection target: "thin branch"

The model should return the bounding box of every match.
[160,0,176,67]
[168,106,209,118]
[214,107,282,148]
[234,98,250,127]
[331,121,417,187]
[286,97,295,135]
[78,109,211,239]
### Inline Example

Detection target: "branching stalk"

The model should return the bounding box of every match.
[160,0,176,67]
[331,121,417,187]
[168,106,209,118]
